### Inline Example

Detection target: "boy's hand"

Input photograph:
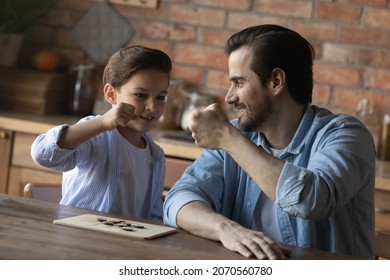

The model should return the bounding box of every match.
[101,102,136,130]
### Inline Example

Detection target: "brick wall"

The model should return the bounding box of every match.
[21,0,390,138]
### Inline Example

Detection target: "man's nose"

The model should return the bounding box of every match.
[225,87,237,104]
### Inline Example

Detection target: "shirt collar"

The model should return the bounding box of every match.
[252,105,314,157]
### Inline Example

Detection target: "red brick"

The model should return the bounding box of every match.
[170,6,225,27]
[312,84,331,106]
[315,2,361,24]
[333,87,390,114]
[255,0,312,18]
[313,63,362,87]
[367,91,390,117]
[291,21,337,42]
[199,28,232,47]
[207,69,229,90]
[140,22,196,41]
[333,87,365,111]
[337,0,387,6]
[339,27,388,47]
[332,87,387,133]
[113,3,165,20]
[192,0,251,9]
[364,8,390,29]
[321,43,350,64]
[171,64,206,85]
[365,69,390,91]
[227,12,289,31]
[352,49,390,68]
[311,42,322,60]
[174,44,228,69]
[127,38,174,57]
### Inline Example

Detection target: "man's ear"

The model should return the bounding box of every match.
[270,68,286,92]
[103,83,117,104]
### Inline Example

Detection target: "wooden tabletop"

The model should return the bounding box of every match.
[0,193,363,260]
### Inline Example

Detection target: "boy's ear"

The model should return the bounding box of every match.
[103,83,116,104]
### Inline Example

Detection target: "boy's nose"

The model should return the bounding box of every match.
[146,99,157,111]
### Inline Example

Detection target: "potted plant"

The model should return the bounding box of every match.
[0,0,56,66]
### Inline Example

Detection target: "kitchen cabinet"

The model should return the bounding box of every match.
[0,113,72,196]
[0,129,12,193]
[0,111,203,198]
[7,132,62,196]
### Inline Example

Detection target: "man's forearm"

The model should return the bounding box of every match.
[223,128,284,201]
[176,201,232,241]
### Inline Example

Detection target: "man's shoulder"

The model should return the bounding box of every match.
[310,105,361,126]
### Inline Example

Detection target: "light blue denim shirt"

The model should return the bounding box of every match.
[163,105,376,258]
[31,115,166,220]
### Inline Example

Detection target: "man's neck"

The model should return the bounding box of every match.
[261,104,306,150]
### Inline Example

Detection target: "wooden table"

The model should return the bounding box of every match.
[374,229,390,259]
[0,194,364,260]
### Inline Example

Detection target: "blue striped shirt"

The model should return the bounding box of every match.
[31,115,165,220]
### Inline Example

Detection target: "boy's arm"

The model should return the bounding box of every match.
[58,102,135,149]
[57,117,106,149]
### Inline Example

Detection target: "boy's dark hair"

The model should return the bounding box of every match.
[103,45,172,88]
[225,24,315,104]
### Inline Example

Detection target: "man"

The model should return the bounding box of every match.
[163,24,375,259]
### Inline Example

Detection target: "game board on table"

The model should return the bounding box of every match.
[53,214,177,239]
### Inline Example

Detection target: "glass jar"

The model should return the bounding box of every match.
[180,92,213,131]
[377,114,390,161]
[69,63,97,116]
[156,79,185,129]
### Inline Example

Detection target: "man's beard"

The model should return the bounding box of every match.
[236,98,273,132]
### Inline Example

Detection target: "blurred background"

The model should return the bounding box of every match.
[1,0,390,144]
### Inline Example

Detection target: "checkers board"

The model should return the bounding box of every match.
[53,214,177,239]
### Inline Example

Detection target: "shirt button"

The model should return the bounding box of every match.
[247,202,252,208]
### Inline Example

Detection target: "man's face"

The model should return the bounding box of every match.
[225,46,273,132]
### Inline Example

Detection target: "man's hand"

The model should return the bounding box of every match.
[217,219,291,260]
[101,102,136,131]
[177,201,291,260]
[189,103,235,149]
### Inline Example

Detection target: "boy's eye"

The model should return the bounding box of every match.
[157,95,167,101]
[135,93,147,98]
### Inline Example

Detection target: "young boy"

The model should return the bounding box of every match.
[31,45,172,220]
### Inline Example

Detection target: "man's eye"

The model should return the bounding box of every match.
[235,81,244,88]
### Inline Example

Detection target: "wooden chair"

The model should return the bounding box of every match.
[23,183,62,203]
[374,229,390,260]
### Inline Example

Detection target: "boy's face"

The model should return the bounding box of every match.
[113,68,169,133]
